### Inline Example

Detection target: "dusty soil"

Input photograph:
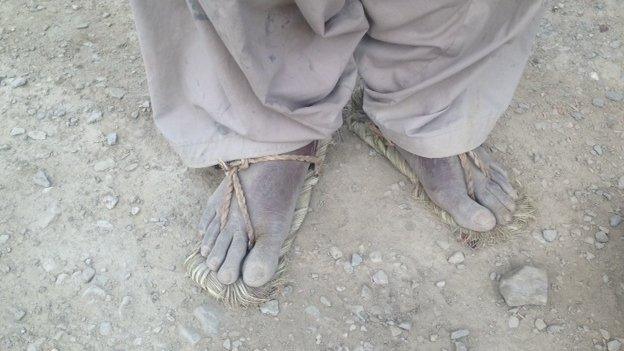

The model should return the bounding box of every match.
[1,1,623,350]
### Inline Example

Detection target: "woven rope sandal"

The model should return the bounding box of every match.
[345,89,535,248]
[184,140,329,306]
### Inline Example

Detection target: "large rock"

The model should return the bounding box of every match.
[498,265,548,306]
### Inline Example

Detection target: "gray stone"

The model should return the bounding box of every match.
[27,131,46,140]
[534,318,547,331]
[87,110,103,124]
[593,145,604,156]
[546,324,563,334]
[542,229,558,242]
[610,215,622,228]
[33,170,51,187]
[106,132,118,145]
[0,234,9,245]
[607,340,622,351]
[450,329,470,340]
[193,305,220,335]
[498,265,548,306]
[372,270,388,285]
[259,300,279,316]
[178,324,201,345]
[10,77,27,88]
[10,127,25,136]
[618,175,624,190]
[351,253,363,267]
[595,231,609,243]
[102,194,119,210]
[606,91,624,102]
[94,159,115,171]
[106,87,126,99]
[81,267,96,283]
[447,251,465,264]
[592,98,606,107]
[12,307,26,321]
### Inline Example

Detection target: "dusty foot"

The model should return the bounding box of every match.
[398,146,518,232]
[198,143,315,286]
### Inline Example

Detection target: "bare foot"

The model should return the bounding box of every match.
[398,146,518,232]
[197,143,315,286]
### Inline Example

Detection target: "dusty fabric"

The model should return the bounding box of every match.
[130,0,544,166]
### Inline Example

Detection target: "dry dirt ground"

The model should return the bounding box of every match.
[1,1,623,350]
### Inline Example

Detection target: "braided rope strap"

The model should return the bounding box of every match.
[458,151,491,200]
[217,154,322,250]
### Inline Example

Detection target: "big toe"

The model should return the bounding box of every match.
[444,195,496,232]
[242,240,281,287]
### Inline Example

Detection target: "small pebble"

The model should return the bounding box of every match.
[450,329,470,340]
[447,251,465,264]
[259,300,279,316]
[351,253,363,267]
[595,231,609,243]
[606,91,624,102]
[592,98,606,108]
[131,207,140,215]
[32,170,51,187]
[547,324,563,334]
[372,270,388,285]
[27,131,46,140]
[106,87,126,99]
[87,111,103,124]
[10,77,27,88]
[0,234,9,245]
[102,194,119,210]
[542,229,558,242]
[607,340,622,351]
[435,280,446,288]
[81,267,96,283]
[10,127,25,136]
[610,215,621,228]
[106,132,118,146]
[13,308,26,321]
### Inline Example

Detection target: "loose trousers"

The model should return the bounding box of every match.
[130,0,543,167]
